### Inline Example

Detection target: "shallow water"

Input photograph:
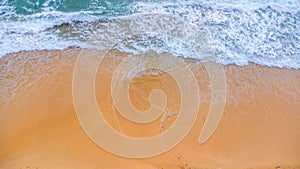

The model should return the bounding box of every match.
[0,0,299,68]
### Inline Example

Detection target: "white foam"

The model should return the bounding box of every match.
[0,0,299,69]
[129,0,300,69]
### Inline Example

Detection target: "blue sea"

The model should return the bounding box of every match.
[0,0,299,69]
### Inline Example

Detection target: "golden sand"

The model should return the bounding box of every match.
[0,48,300,169]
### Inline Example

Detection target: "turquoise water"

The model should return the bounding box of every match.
[2,0,133,15]
[0,0,300,68]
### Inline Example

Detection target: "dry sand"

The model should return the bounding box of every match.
[0,48,300,169]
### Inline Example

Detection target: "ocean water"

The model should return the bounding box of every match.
[0,0,299,69]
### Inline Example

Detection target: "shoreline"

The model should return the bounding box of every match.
[0,48,300,169]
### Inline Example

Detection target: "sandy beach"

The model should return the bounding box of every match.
[0,48,300,169]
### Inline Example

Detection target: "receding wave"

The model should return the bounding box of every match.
[0,0,299,69]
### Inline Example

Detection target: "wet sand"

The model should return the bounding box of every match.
[0,48,300,169]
